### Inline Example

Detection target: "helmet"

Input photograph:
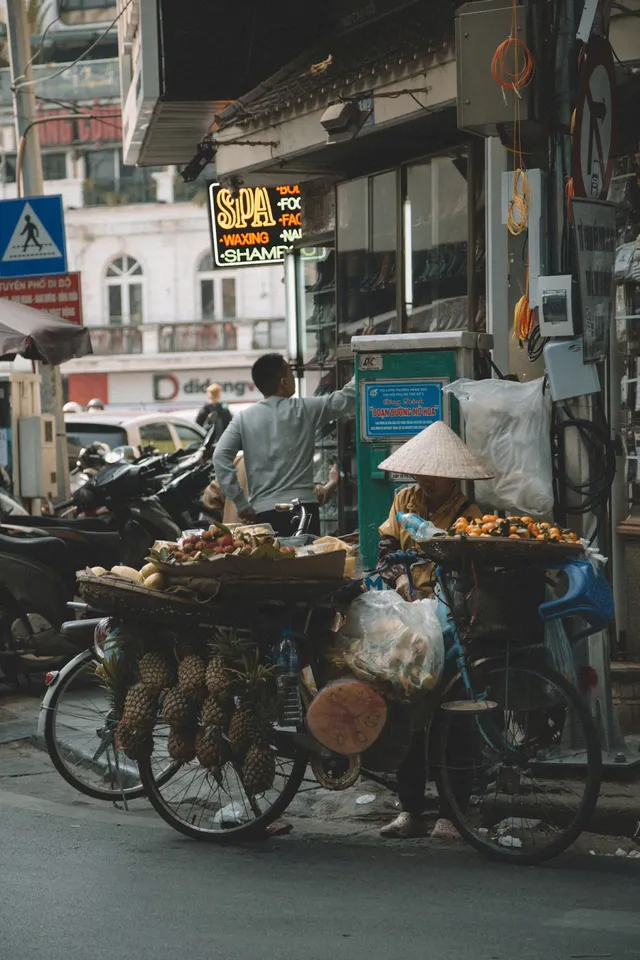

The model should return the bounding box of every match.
[87,398,105,411]
[63,401,82,413]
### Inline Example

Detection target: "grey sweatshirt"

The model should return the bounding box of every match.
[212,380,356,514]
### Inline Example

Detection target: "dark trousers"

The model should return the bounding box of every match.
[255,502,320,537]
[397,722,476,819]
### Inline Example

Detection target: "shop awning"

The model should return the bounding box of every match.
[213,1,462,184]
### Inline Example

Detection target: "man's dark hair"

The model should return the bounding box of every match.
[251,353,287,396]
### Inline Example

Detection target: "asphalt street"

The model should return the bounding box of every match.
[1,783,639,960]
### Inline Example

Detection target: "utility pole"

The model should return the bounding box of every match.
[5,0,70,501]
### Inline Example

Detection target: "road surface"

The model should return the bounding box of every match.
[1,781,638,960]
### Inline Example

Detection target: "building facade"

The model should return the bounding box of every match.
[0,7,285,411]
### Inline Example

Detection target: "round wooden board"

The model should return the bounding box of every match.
[306,678,387,756]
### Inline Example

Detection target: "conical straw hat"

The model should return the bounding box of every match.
[377,420,494,480]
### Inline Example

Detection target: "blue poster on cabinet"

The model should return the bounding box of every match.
[362,379,445,440]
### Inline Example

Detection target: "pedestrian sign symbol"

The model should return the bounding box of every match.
[2,202,63,261]
[0,195,67,278]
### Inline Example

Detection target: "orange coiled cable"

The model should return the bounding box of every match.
[491,36,536,91]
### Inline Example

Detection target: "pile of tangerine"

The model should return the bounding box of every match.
[450,515,579,543]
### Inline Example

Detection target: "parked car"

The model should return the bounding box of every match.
[64,413,206,467]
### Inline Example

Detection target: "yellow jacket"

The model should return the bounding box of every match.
[379,484,481,592]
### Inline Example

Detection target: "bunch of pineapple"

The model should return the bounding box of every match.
[97,629,278,793]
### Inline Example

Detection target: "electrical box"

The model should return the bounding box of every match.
[456,0,535,135]
[18,415,58,499]
[543,338,601,402]
[537,276,575,338]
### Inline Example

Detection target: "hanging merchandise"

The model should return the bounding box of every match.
[444,377,554,517]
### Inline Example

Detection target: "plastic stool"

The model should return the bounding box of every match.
[538,560,614,638]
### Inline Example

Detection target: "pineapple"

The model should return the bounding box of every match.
[116,720,153,760]
[123,682,157,729]
[162,686,196,727]
[177,654,207,701]
[195,726,221,770]
[167,727,197,763]
[138,652,172,694]
[242,742,276,795]
[205,655,232,698]
[201,695,230,729]
[227,707,255,753]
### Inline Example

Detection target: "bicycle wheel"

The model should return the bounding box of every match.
[139,730,308,842]
[433,661,602,865]
[44,652,178,802]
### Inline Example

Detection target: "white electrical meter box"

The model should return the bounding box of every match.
[18,415,58,499]
[543,338,601,402]
[537,276,575,338]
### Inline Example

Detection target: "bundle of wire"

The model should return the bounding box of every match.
[513,292,535,341]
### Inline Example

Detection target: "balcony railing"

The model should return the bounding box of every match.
[90,326,143,355]
[83,179,157,206]
[87,320,286,356]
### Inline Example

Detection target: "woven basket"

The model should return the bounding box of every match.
[77,574,208,620]
[417,536,584,568]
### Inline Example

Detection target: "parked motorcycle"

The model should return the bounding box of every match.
[0,431,216,679]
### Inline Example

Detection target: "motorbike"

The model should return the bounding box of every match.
[0,431,216,679]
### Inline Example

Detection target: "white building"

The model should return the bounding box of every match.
[0,14,285,412]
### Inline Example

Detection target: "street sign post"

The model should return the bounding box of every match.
[572,35,616,200]
[572,197,616,362]
[0,195,67,278]
[0,272,83,325]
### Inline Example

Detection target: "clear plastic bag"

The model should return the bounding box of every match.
[339,591,444,700]
[444,377,553,517]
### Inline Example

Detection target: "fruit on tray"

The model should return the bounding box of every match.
[110,565,144,584]
[449,515,579,543]
[148,523,298,566]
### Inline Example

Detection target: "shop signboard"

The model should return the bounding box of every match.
[0,272,82,325]
[361,379,445,441]
[209,183,302,266]
[152,372,258,403]
[572,197,616,363]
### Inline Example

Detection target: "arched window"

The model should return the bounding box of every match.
[197,252,236,320]
[106,256,143,325]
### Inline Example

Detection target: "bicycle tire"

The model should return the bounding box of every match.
[433,661,602,866]
[44,651,178,802]
[138,746,308,842]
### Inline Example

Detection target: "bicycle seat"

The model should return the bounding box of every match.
[538,560,614,638]
[0,532,68,569]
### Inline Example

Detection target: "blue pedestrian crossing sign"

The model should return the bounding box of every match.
[0,195,67,278]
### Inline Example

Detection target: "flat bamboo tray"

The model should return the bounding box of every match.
[416,536,585,567]
[160,549,347,582]
[77,574,208,619]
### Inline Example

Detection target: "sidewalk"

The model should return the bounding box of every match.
[1,687,640,855]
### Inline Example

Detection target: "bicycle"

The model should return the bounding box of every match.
[135,546,607,864]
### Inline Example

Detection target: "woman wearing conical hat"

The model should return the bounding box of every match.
[376,420,494,841]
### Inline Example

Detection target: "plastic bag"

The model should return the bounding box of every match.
[444,377,553,516]
[339,591,444,700]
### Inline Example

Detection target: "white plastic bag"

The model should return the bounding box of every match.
[340,591,444,700]
[444,377,553,516]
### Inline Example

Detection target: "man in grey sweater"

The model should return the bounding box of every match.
[212,353,355,534]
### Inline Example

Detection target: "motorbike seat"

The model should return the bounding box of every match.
[4,515,113,532]
[0,532,68,569]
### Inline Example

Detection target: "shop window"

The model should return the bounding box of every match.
[405,156,468,333]
[106,256,143,325]
[1,154,17,184]
[336,173,397,344]
[42,153,67,181]
[197,253,236,319]
[84,149,157,205]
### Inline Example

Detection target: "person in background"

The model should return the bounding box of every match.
[376,420,494,841]
[196,383,233,442]
[213,353,354,535]
[204,456,340,525]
